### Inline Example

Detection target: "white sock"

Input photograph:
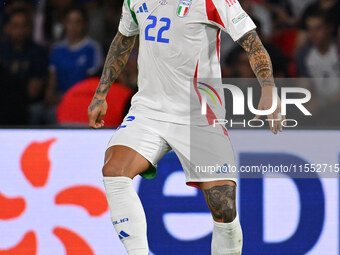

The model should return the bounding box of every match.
[211,214,243,255]
[104,177,149,255]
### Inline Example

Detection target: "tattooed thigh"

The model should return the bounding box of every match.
[203,185,236,223]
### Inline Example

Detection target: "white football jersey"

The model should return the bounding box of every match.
[119,0,256,124]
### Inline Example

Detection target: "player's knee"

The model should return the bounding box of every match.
[222,202,236,223]
[211,199,236,223]
[102,160,129,177]
[204,184,237,223]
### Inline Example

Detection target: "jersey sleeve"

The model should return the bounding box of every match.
[205,0,256,41]
[118,0,139,37]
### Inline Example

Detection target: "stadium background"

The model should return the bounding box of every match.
[0,0,339,254]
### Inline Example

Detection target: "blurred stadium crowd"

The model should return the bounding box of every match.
[0,0,339,128]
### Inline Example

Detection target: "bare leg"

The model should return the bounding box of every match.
[200,181,242,255]
[103,145,150,178]
[200,180,237,223]
[103,145,150,255]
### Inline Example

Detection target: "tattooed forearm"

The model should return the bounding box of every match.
[204,185,236,223]
[95,32,136,96]
[237,30,275,87]
[88,98,105,112]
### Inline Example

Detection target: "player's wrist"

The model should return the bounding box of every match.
[261,85,276,98]
[261,83,275,88]
[94,89,108,99]
[93,94,107,101]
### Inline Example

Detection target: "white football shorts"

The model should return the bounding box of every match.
[107,113,237,188]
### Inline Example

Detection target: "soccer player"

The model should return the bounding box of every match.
[88,0,283,254]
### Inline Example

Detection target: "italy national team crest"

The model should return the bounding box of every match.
[177,0,192,18]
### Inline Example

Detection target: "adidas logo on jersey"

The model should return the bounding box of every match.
[136,3,149,13]
[118,231,130,240]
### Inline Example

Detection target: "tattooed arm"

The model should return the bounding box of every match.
[88,32,136,128]
[237,30,275,87]
[237,30,284,134]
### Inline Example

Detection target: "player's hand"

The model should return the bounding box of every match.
[254,86,286,135]
[88,96,108,129]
